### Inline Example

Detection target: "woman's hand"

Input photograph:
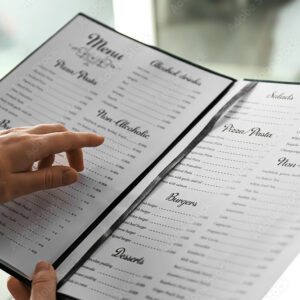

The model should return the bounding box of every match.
[7,261,57,300]
[0,123,104,204]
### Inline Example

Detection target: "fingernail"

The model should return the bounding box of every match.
[35,261,50,273]
[62,169,78,185]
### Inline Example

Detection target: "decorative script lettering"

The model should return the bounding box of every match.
[222,124,272,138]
[150,60,201,86]
[111,247,144,265]
[165,192,197,208]
[97,109,150,139]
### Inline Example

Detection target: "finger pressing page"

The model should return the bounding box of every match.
[38,154,55,169]
[30,132,104,162]
[7,276,30,300]
[27,123,67,135]
[10,166,78,200]
[66,148,84,171]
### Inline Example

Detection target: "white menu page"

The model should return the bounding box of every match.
[0,14,232,280]
[58,81,300,300]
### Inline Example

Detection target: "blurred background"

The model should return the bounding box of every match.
[1,0,300,82]
[1,0,300,298]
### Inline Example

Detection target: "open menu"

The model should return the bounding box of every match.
[0,13,300,300]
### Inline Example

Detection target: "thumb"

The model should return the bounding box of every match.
[31,261,57,300]
[10,166,78,200]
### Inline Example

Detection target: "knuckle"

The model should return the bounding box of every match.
[65,131,78,146]
[66,131,76,138]
[44,168,54,189]
[19,132,32,141]
[44,168,62,189]
[35,124,50,133]
[33,271,56,285]
[33,124,45,131]
[56,123,67,132]
[9,127,21,133]
[5,131,31,144]
[32,272,57,298]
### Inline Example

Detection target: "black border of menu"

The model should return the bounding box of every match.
[0,12,236,289]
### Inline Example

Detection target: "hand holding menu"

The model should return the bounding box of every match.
[1,13,300,300]
[0,14,232,284]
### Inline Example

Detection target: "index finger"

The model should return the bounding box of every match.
[28,132,104,162]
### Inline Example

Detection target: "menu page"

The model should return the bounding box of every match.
[59,81,300,300]
[0,14,232,279]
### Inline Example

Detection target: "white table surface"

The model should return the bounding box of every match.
[0,270,12,300]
